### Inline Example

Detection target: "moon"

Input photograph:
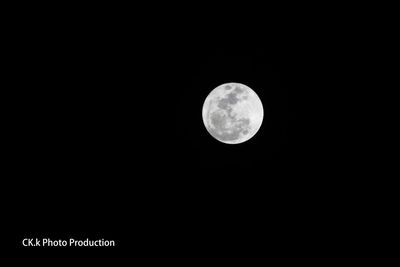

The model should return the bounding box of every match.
[202,82,264,144]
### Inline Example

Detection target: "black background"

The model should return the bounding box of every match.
[8,4,366,261]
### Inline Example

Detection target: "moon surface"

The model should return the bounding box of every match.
[202,82,264,144]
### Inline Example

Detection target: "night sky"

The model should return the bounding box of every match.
[11,6,351,257]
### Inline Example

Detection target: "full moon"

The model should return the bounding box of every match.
[202,82,264,144]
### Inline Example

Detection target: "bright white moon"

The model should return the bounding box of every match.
[202,82,264,144]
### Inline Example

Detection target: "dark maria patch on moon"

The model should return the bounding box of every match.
[210,111,227,128]
[217,92,240,110]
[209,94,251,142]
[233,86,244,95]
